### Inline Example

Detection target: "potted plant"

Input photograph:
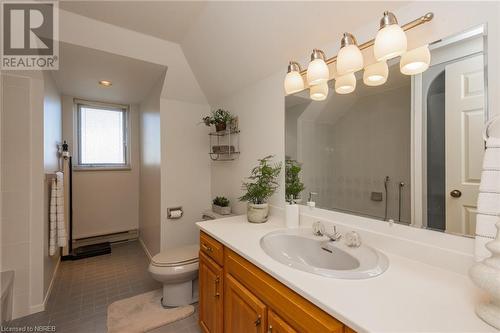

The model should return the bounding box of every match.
[212,196,231,215]
[285,159,305,203]
[239,155,282,223]
[202,108,234,132]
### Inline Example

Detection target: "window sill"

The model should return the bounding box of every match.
[73,165,132,172]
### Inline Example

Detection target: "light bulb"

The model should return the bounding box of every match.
[335,73,356,94]
[363,61,388,86]
[310,82,329,101]
[336,33,364,76]
[284,61,304,94]
[374,11,407,61]
[400,45,431,75]
[307,49,329,85]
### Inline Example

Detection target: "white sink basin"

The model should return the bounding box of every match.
[260,228,389,279]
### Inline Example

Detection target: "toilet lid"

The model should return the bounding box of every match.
[151,244,199,267]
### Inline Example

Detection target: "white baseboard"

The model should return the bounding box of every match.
[138,237,152,261]
[29,256,61,314]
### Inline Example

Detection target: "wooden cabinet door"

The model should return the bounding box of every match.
[268,310,297,333]
[199,251,223,333]
[225,273,267,333]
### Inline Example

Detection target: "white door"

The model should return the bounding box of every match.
[445,54,485,235]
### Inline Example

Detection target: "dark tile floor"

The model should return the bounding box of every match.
[5,241,200,333]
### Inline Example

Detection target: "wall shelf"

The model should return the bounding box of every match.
[209,129,240,161]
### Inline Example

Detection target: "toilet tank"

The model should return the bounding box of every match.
[1,270,14,324]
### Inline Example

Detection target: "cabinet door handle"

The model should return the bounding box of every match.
[254,315,261,326]
[268,325,273,333]
[202,243,213,252]
[214,276,220,298]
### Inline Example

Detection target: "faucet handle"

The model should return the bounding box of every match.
[345,231,361,248]
[324,225,342,242]
[312,221,325,236]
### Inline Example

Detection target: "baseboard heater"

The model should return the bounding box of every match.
[61,230,138,261]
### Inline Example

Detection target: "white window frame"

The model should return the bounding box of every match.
[74,99,131,171]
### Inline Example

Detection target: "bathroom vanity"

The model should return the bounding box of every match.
[197,214,495,333]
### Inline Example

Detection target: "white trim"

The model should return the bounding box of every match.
[29,256,61,314]
[139,237,153,261]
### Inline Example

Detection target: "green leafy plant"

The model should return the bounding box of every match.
[239,155,282,204]
[213,196,230,207]
[285,159,305,201]
[202,108,234,127]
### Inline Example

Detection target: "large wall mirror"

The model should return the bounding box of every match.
[285,25,487,237]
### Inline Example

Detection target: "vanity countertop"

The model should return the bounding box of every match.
[196,214,495,333]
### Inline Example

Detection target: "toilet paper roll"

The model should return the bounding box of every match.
[169,210,182,218]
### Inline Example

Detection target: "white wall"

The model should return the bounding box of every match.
[211,72,285,214]
[139,76,163,256]
[42,72,62,298]
[160,97,211,249]
[210,2,500,224]
[0,70,51,318]
[62,97,140,238]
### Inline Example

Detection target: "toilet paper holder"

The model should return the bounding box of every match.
[167,207,183,219]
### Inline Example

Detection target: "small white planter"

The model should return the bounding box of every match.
[247,203,269,223]
[212,204,231,215]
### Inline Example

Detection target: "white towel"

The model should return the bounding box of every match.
[475,133,500,261]
[482,147,500,171]
[49,179,57,256]
[55,172,67,248]
[49,172,67,255]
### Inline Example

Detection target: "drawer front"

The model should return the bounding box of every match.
[225,248,344,333]
[200,232,224,266]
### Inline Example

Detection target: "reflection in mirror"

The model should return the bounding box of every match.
[285,25,487,237]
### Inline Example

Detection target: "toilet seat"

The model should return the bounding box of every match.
[151,244,199,267]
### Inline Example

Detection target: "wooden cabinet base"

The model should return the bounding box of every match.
[199,232,354,333]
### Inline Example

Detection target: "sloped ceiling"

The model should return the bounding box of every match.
[60,1,408,104]
[52,42,166,104]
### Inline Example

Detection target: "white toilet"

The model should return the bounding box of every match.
[148,244,199,307]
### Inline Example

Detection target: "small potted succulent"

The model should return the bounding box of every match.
[212,196,231,215]
[239,155,282,223]
[202,108,234,132]
[285,159,305,203]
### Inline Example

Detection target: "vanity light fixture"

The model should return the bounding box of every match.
[307,49,329,86]
[284,61,305,95]
[400,45,431,75]
[363,61,389,86]
[336,33,364,76]
[335,73,356,94]
[284,12,434,100]
[374,11,407,61]
[310,82,329,101]
[99,80,112,87]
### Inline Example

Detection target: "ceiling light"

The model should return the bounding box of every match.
[99,80,112,87]
[336,33,364,76]
[335,73,356,94]
[400,45,431,75]
[284,61,305,95]
[363,61,389,86]
[374,11,407,61]
[307,49,329,86]
[310,82,329,101]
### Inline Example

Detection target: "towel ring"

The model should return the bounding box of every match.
[483,114,500,141]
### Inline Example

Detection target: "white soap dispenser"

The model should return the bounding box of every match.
[285,196,300,228]
[307,192,318,208]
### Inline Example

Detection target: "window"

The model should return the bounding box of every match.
[77,102,129,169]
